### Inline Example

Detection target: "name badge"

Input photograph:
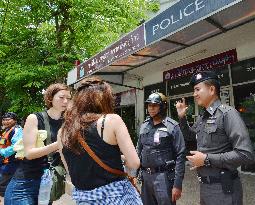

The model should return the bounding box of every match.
[154,132,160,143]
[206,119,215,124]
[158,128,167,132]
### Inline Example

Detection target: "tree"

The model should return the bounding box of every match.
[0,0,156,118]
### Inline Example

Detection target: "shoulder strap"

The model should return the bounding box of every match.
[78,134,140,193]
[78,135,126,176]
[101,115,106,139]
[42,111,52,145]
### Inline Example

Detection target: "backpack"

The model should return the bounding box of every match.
[41,111,66,201]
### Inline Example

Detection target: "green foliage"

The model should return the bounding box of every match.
[146,0,160,13]
[0,0,152,118]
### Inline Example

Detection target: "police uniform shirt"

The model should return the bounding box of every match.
[137,117,186,189]
[179,99,254,176]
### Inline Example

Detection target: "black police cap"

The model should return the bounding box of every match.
[189,71,219,87]
[2,112,18,120]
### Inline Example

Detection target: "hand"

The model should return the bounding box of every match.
[186,151,206,170]
[132,177,138,185]
[175,98,188,118]
[172,187,182,202]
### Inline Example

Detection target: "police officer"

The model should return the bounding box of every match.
[137,92,186,205]
[0,112,23,196]
[175,71,255,205]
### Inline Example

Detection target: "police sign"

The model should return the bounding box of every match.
[145,0,243,45]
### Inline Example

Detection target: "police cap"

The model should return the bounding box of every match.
[145,92,167,105]
[189,71,219,87]
[2,112,18,120]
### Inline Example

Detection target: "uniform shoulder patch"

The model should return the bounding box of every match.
[218,104,233,114]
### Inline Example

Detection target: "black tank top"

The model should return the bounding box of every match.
[62,121,125,190]
[14,112,63,179]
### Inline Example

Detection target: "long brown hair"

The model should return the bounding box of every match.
[61,76,114,153]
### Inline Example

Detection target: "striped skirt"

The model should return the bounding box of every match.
[73,179,142,205]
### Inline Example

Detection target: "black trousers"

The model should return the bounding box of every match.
[141,171,175,205]
[200,177,243,205]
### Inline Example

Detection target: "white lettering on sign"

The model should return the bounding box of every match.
[152,0,205,36]
[246,66,255,72]
[87,32,143,70]
[151,89,160,94]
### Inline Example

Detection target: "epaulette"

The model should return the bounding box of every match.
[165,117,178,126]
[143,116,151,123]
[217,104,233,114]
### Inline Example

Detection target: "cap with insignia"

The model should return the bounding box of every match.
[189,71,219,87]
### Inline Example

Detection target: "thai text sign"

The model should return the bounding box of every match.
[145,0,242,44]
[163,49,237,81]
[77,25,145,80]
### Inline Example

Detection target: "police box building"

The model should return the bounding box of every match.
[67,0,255,175]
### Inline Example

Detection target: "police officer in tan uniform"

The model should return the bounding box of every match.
[137,92,186,205]
[176,71,255,205]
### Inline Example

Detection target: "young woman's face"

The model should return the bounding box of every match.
[51,90,71,112]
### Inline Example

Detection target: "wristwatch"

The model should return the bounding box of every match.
[204,154,211,167]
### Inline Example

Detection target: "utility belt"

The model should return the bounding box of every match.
[142,160,175,175]
[198,170,239,194]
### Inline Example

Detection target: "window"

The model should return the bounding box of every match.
[233,82,255,172]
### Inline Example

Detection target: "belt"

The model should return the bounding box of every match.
[198,172,239,184]
[141,165,170,174]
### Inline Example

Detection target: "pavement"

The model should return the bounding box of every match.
[54,164,255,205]
[1,165,254,204]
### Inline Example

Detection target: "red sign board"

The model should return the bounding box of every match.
[77,25,145,80]
[163,49,237,81]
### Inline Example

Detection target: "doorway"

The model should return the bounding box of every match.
[115,105,137,144]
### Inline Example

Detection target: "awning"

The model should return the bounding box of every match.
[67,0,255,86]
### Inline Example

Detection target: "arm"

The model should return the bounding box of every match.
[134,132,143,177]
[208,109,255,170]
[172,125,186,190]
[179,117,197,141]
[0,126,23,157]
[23,114,58,160]
[136,132,143,161]
[176,98,197,141]
[113,114,140,170]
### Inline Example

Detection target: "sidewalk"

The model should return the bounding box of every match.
[178,164,255,205]
[2,165,254,205]
[54,165,255,205]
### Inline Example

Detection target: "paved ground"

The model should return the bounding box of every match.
[54,165,255,205]
[1,165,254,204]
